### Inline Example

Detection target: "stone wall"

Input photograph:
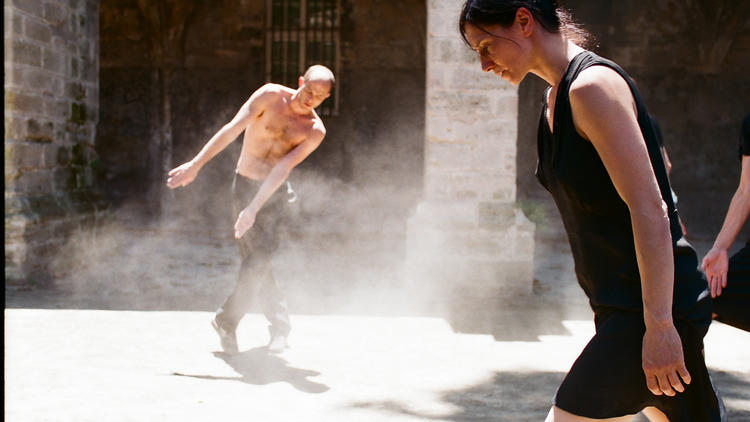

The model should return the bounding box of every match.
[5,0,104,284]
[405,0,534,300]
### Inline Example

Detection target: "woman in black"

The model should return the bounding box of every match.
[459,1,723,421]
[702,114,750,332]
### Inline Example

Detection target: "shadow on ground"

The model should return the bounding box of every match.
[444,295,593,342]
[171,347,329,394]
[346,370,750,421]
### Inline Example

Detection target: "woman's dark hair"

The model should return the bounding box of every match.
[459,0,595,49]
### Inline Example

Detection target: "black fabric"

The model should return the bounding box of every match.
[554,299,723,420]
[537,51,723,420]
[216,173,293,336]
[712,237,750,333]
[739,114,750,159]
[651,116,664,147]
[536,51,706,316]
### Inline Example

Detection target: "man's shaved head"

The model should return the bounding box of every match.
[304,65,335,86]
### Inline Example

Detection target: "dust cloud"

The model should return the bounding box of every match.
[50,119,587,341]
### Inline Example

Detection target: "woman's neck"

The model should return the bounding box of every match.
[531,33,585,87]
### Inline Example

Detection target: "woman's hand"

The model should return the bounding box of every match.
[642,322,690,396]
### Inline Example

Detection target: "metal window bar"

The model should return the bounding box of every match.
[266,0,340,116]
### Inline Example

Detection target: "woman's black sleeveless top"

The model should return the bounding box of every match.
[536,51,708,315]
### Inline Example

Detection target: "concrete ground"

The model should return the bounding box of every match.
[6,217,750,421]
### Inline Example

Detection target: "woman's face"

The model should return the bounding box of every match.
[463,23,528,85]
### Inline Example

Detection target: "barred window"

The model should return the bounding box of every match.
[266,0,341,116]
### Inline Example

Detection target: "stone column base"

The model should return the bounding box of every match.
[405,200,535,300]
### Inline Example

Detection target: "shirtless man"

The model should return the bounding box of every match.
[166,65,334,353]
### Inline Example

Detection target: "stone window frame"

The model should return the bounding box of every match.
[265,0,341,116]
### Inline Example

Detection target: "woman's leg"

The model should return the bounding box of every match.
[545,406,636,422]
[641,406,669,422]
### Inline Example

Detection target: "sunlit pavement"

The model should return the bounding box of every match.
[5,309,750,421]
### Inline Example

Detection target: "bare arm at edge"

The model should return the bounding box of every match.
[702,155,750,296]
[166,85,274,189]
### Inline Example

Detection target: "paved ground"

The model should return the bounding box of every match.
[6,217,750,421]
[5,309,750,422]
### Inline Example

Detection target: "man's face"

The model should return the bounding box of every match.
[295,78,332,110]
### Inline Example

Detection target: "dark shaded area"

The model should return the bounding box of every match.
[97,0,425,231]
[446,295,593,342]
[347,370,750,421]
[171,347,329,393]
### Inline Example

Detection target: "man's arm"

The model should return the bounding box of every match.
[166,85,273,189]
[570,66,689,398]
[233,125,325,238]
[702,155,750,296]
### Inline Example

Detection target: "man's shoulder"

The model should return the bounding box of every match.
[253,83,293,100]
[312,112,326,131]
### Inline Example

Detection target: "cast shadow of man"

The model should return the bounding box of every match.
[174,347,329,394]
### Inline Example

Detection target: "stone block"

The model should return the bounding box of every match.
[472,146,514,171]
[46,99,69,118]
[449,65,509,90]
[4,242,27,269]
[478,201,522,230]
[426,142,474,169]
[428,0,461,12]
[6,63,21,87]
[15,169,53,193]
[427,12,462,39]
[25,17,52,43]
[42,144,62,167]
[55,145,71,166]
[6,92,44,115]
[11,39,42,67]
[70,56,79,77]
[78,39,90,60]
[52,167,76,191]
[426,65,446,89]
[494,94,518,116]
[6,9,24,36]
[42,48,65,73]
[429,38,475,63]
[10,0,44,17]
[427,90,494,117]
[4,115,25,140]
[43,2,66,26]
[26,118,55,142]
[425,170,516,203]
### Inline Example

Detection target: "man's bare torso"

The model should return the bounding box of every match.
[236,85,322,180]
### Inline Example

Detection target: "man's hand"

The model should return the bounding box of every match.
[234,207,257,239]
[166,161,199,189]
[702,247,729,298]
[642,322,690,397]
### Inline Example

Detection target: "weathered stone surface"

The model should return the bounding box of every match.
[9,0,44,17]
[24,17,51,43]
[407,0,534,300]
[11,39,42,66]
[5,0,102,284]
